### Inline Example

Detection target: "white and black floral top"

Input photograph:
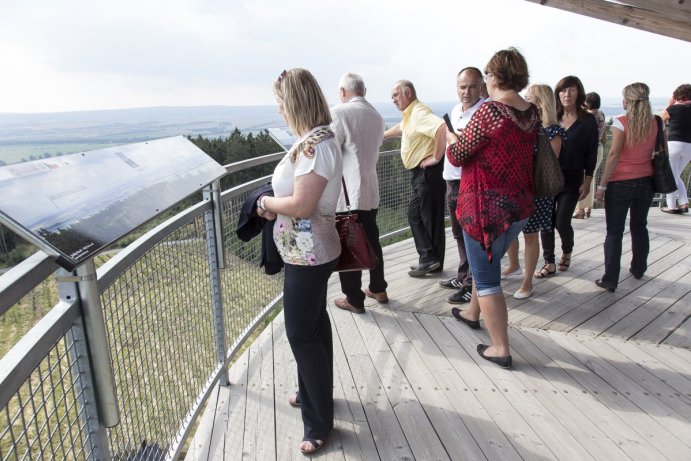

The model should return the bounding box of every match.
[271,126,342,265]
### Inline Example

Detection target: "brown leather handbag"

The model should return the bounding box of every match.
[335,178,379,272]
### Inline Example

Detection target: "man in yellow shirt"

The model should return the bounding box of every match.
[384,80,447,277]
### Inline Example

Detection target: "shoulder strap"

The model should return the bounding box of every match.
[341,177,350,209]
[654,115,664,150]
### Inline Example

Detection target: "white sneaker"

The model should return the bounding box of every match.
[513,288,534,300]
[501,267,523,280]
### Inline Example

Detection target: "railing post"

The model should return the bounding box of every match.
[204,180,229,386]
[58,267,113,461]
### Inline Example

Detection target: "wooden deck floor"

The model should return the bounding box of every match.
[186,209,691,460]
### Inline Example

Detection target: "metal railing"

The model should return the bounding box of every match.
[0,148,411,460]
[3,140,690,460]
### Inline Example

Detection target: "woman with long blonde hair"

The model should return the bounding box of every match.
[502,84,566,299]
[256,68,342,454]
[593,82,658,292]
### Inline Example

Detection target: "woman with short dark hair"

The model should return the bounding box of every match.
[446,48,540,369]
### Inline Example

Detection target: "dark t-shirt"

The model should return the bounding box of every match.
[666,103,691,143]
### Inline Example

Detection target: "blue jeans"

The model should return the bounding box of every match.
[463,218,529,296]
[602,177,654,288]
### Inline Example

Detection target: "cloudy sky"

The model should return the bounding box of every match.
[1,0,689,113]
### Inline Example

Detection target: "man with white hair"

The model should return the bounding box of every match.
[331,73,388,314]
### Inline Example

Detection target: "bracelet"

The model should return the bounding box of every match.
[257,195,267,210]
[596,185,607,191]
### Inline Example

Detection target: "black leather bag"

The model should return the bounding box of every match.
[533,126,564,197]
[335,178,379,272]
[652,115,676,194]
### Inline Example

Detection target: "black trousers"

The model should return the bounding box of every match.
[602,177,654,288]
[338,209,387,308]
[540,179,581,264]
[409,161,446,266]
[283,258,338,439]
[446,180,472,287]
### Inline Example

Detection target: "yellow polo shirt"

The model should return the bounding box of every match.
[400,99,444,169]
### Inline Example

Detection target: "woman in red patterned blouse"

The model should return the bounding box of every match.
[446,47,540,369]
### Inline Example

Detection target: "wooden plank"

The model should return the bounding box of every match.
[635,288,691,344]
[184,383,221,461]
[374,309,487,460]
[329,306,414,460]
[350,310,448,460]
[577,335,691,421]
[575,244,691,337]
[505,228,619,325]
[522,0,691,42]
[550,239,688,333]
[221,350,249,460]
[440,317,559,460]
[508,329,633,460]
[514,328,665,459]
[415,314,524,460]
[546,330,691,458]
[271,312,304,461]
[241,325,276,460]
[600,339,691,400]
[664,316,691,349]
[603,261,691,340]
[330,313,379,461]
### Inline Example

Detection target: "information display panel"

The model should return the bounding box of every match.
[0,136,226,270]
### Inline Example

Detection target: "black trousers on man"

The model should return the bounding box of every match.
[283,258,338,440]
[446,179,472,288]
[409,161,446,267]
[338,208,387,308]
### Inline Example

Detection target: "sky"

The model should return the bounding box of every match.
[1,0,689,114]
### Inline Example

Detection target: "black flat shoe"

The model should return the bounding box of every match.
[595,279,615,292]
[661,207,681,214]
[451,308,480,329]
[477,344,512,369]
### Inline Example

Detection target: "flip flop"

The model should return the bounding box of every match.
[300,436,326,455]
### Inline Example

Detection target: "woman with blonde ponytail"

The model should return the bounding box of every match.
[593,82,658,292]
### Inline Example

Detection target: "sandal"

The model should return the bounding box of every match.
[288,391,300,407]
[558,253,571,272]
[572,209,585,219]
[585,207,591,218]
[534,263,556,279]
[299,436,327,455]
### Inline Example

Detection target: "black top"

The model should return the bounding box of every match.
[559,112,599,182]
[667,104,691,143]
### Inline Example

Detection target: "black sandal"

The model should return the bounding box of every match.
[534,263,556,279]
[558,253,572,272]
[300,434,328,455]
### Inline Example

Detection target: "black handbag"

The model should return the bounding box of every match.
[335,178,379,272]
[652,115,676,194]
[533,126,564,197]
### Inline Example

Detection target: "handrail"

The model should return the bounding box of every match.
[0,251,58,317]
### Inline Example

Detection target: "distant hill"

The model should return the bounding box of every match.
[0,98,671,165]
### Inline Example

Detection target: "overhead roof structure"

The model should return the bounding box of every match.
[524,0,691,43]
